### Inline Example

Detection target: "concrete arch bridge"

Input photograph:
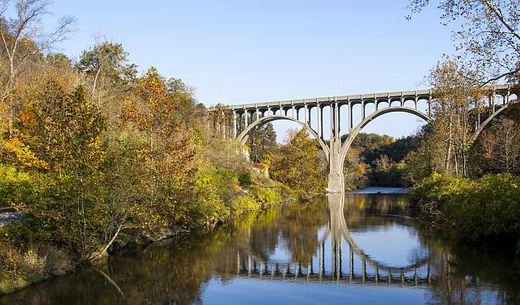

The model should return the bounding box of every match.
[209,85,517,192]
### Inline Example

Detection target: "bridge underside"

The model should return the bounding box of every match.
[209,85,515,192]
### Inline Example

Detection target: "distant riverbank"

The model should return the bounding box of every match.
[350,187,410,194]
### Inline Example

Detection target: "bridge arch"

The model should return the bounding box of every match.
[471,99,517,143]
[236,115,331,158]
[339,106,431,168]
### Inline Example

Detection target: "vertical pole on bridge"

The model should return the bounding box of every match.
[349,248,354,281]
[232,110,237,139]
[476,99,481,130]
[317,103,322,139]
[491,93,496,113]
[243,109,248,129]
[349,101,353,132]
[330,99,334,141]
[362,258,366,283]
[428,93,432,117]
[334,99,339,140]
[304,103,308,124]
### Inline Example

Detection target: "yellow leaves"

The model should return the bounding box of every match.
[356,164,366,175]
[1,138,48,170]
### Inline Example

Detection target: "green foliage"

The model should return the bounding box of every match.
[248,185,282,209]
[270,129,326,198]
[77,41,137,87]
[249,123,277,163]
[345,133,418,188]
[0,17,299,292]
[412,173,520,253]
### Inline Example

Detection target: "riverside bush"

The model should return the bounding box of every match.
[412,173,520,253]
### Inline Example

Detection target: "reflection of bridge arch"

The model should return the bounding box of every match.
[236,115,330,158]
[209,85,515,192]
[321,193,431,273]
[236,194,435,287]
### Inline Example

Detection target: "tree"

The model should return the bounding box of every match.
[478,118,520,173]
[77,41,137,95]
[0,0,74,137]
[427,57,482,176]
[121,67,200,231]
[270,129,326,197]
[249,123,277,163]
[409,0,520,84]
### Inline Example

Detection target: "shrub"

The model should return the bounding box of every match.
[412,173,520,252]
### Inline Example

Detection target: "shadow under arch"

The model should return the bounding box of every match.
[339,106,431,169]
[323,193,431,272]
[237,115,330,158]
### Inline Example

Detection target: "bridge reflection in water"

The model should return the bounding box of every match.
[237,193,444,288]
[2,192,517,305]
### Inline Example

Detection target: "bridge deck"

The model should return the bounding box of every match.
[210,85,511,111]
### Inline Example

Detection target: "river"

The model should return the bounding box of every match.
[1,191,519,305]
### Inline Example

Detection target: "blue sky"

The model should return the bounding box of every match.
[47,0,455,138]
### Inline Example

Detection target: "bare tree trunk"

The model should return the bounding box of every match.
[444,117,453,174]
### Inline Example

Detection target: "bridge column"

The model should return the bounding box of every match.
[317,104,323,139]
[334,101,339,140]
[349,103,353,132]
[327,137,344,193]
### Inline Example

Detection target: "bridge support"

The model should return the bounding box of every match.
[327,138,344,193]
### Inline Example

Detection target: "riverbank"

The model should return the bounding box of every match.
[411,173,520,255]
[349,187,410,194]
[0,171,297,295]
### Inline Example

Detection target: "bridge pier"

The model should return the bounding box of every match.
[327,138,344,193]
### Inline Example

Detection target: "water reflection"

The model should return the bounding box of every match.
[1,193,519,305]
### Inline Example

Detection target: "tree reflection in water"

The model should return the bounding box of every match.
[1,193,519,305]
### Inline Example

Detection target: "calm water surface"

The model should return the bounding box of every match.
[1,191,519,305]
